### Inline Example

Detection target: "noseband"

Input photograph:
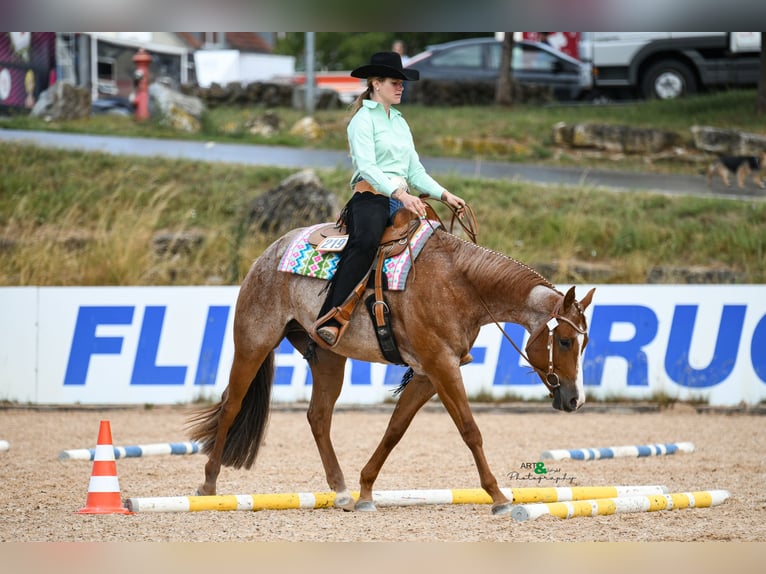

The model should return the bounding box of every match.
[480,298,587,397]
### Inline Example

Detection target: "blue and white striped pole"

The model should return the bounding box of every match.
[541,442,695,461]
[59,441,202,461]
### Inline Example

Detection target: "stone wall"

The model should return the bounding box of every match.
[180,82,342,110]
[553,122,766,156]
[403,79,554,106]
[180,79,555,109]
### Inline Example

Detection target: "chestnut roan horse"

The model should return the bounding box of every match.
[188,208,595,515]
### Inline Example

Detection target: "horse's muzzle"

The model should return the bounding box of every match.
[552,386,583,412]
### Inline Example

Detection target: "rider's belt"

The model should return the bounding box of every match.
[353,176,407,197]
[353,179,383,195]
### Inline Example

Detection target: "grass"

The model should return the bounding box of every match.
[5,89,766,175]
[1,89,765,286]
[1,141,765,287]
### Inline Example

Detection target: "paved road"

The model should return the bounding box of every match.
[1,128,762,200]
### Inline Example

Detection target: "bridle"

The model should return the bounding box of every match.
[480,297,588,397]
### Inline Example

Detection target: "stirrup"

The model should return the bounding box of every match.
[310,309,351,350]
[315,325,339,347]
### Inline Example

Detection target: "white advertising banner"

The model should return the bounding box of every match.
[1,285,764,406]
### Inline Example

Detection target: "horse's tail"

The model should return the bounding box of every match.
[187,350,274,470]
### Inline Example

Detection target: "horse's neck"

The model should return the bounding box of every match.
[453,237,560,332]
[522,285,562,332]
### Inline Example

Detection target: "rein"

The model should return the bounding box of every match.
[421,197,478,244]
[477,296,586,397]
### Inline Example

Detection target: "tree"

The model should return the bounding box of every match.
[758,39,766,115]
[495,33,514,106]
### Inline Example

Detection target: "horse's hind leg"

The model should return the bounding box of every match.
[289,334,353,510]
[356,373,436,511]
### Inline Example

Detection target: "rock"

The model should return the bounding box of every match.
[291,86,342,110]
[646,266,746,284]
[246,111,281,136]
[289,116,323,140]
[553,122,683,154]
[152,230,205,256]
[30,82,91,121]
[247,169,340,235]
[534,260,617,284]
[149,82,205,133]
[691,125,766,155]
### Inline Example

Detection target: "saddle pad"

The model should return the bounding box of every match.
[277,220,440,291]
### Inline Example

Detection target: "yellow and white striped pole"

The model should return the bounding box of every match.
[125,485,668,513]
[510,490,731,522]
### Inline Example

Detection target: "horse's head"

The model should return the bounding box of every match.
[525,286,596,412]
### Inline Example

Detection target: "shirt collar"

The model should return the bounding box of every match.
[362,99,401,118]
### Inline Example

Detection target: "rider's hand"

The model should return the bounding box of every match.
[393,186,427,218]
[440,190,467,218]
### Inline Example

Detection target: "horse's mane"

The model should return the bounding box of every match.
[435,229,560,295]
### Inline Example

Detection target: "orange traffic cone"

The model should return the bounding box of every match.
[77,420,133,514]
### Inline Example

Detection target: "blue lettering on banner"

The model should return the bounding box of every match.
[131,306,187,385]
[194,306,230,386]
[665,305,745,388]
[64,306,135,385]
[61,300,766,395]
[275,339,306,386]
[492,323,542,386]
[752,314,766,383]
[584,305,658,387]
[65,304,232,388]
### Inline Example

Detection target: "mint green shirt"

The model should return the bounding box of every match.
[347,100,446,199]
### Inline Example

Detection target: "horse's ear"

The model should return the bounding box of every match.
[563,285,577,311]
[579,287,596,311]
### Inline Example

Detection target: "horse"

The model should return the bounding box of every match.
[188,209,595,515]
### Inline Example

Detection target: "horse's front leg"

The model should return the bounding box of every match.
[356,373,436,511]
[432,368,512,515]
[302,343,353,510]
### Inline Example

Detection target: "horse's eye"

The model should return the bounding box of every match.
[558,338,572,350]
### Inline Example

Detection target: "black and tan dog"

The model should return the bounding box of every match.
[706,150,766,189]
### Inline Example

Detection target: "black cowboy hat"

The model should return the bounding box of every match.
[350,52,419,81]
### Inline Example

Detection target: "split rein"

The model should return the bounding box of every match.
[421,197,478,244]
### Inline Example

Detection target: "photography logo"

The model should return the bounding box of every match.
[507,461,575,484]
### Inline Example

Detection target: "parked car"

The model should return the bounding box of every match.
[403,37,592,102]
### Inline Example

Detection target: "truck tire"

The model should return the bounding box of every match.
[641,60,697,100]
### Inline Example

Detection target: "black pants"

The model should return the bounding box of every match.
[317,192,390,320]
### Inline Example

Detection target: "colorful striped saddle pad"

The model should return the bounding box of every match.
[278,220,439,291]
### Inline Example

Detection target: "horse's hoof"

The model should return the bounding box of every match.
[334,491,356,511]
[355,500,377,512]
[196,485,214,496]
[491,502,513,516]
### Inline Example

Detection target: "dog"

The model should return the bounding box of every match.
[706,150,766,189]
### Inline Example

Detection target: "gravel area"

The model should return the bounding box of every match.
[0,402,764,543]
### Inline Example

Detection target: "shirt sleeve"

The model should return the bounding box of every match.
[406,145,447,199]
[347,110,399,197]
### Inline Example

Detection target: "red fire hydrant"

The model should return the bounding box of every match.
[132,49,152,121]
